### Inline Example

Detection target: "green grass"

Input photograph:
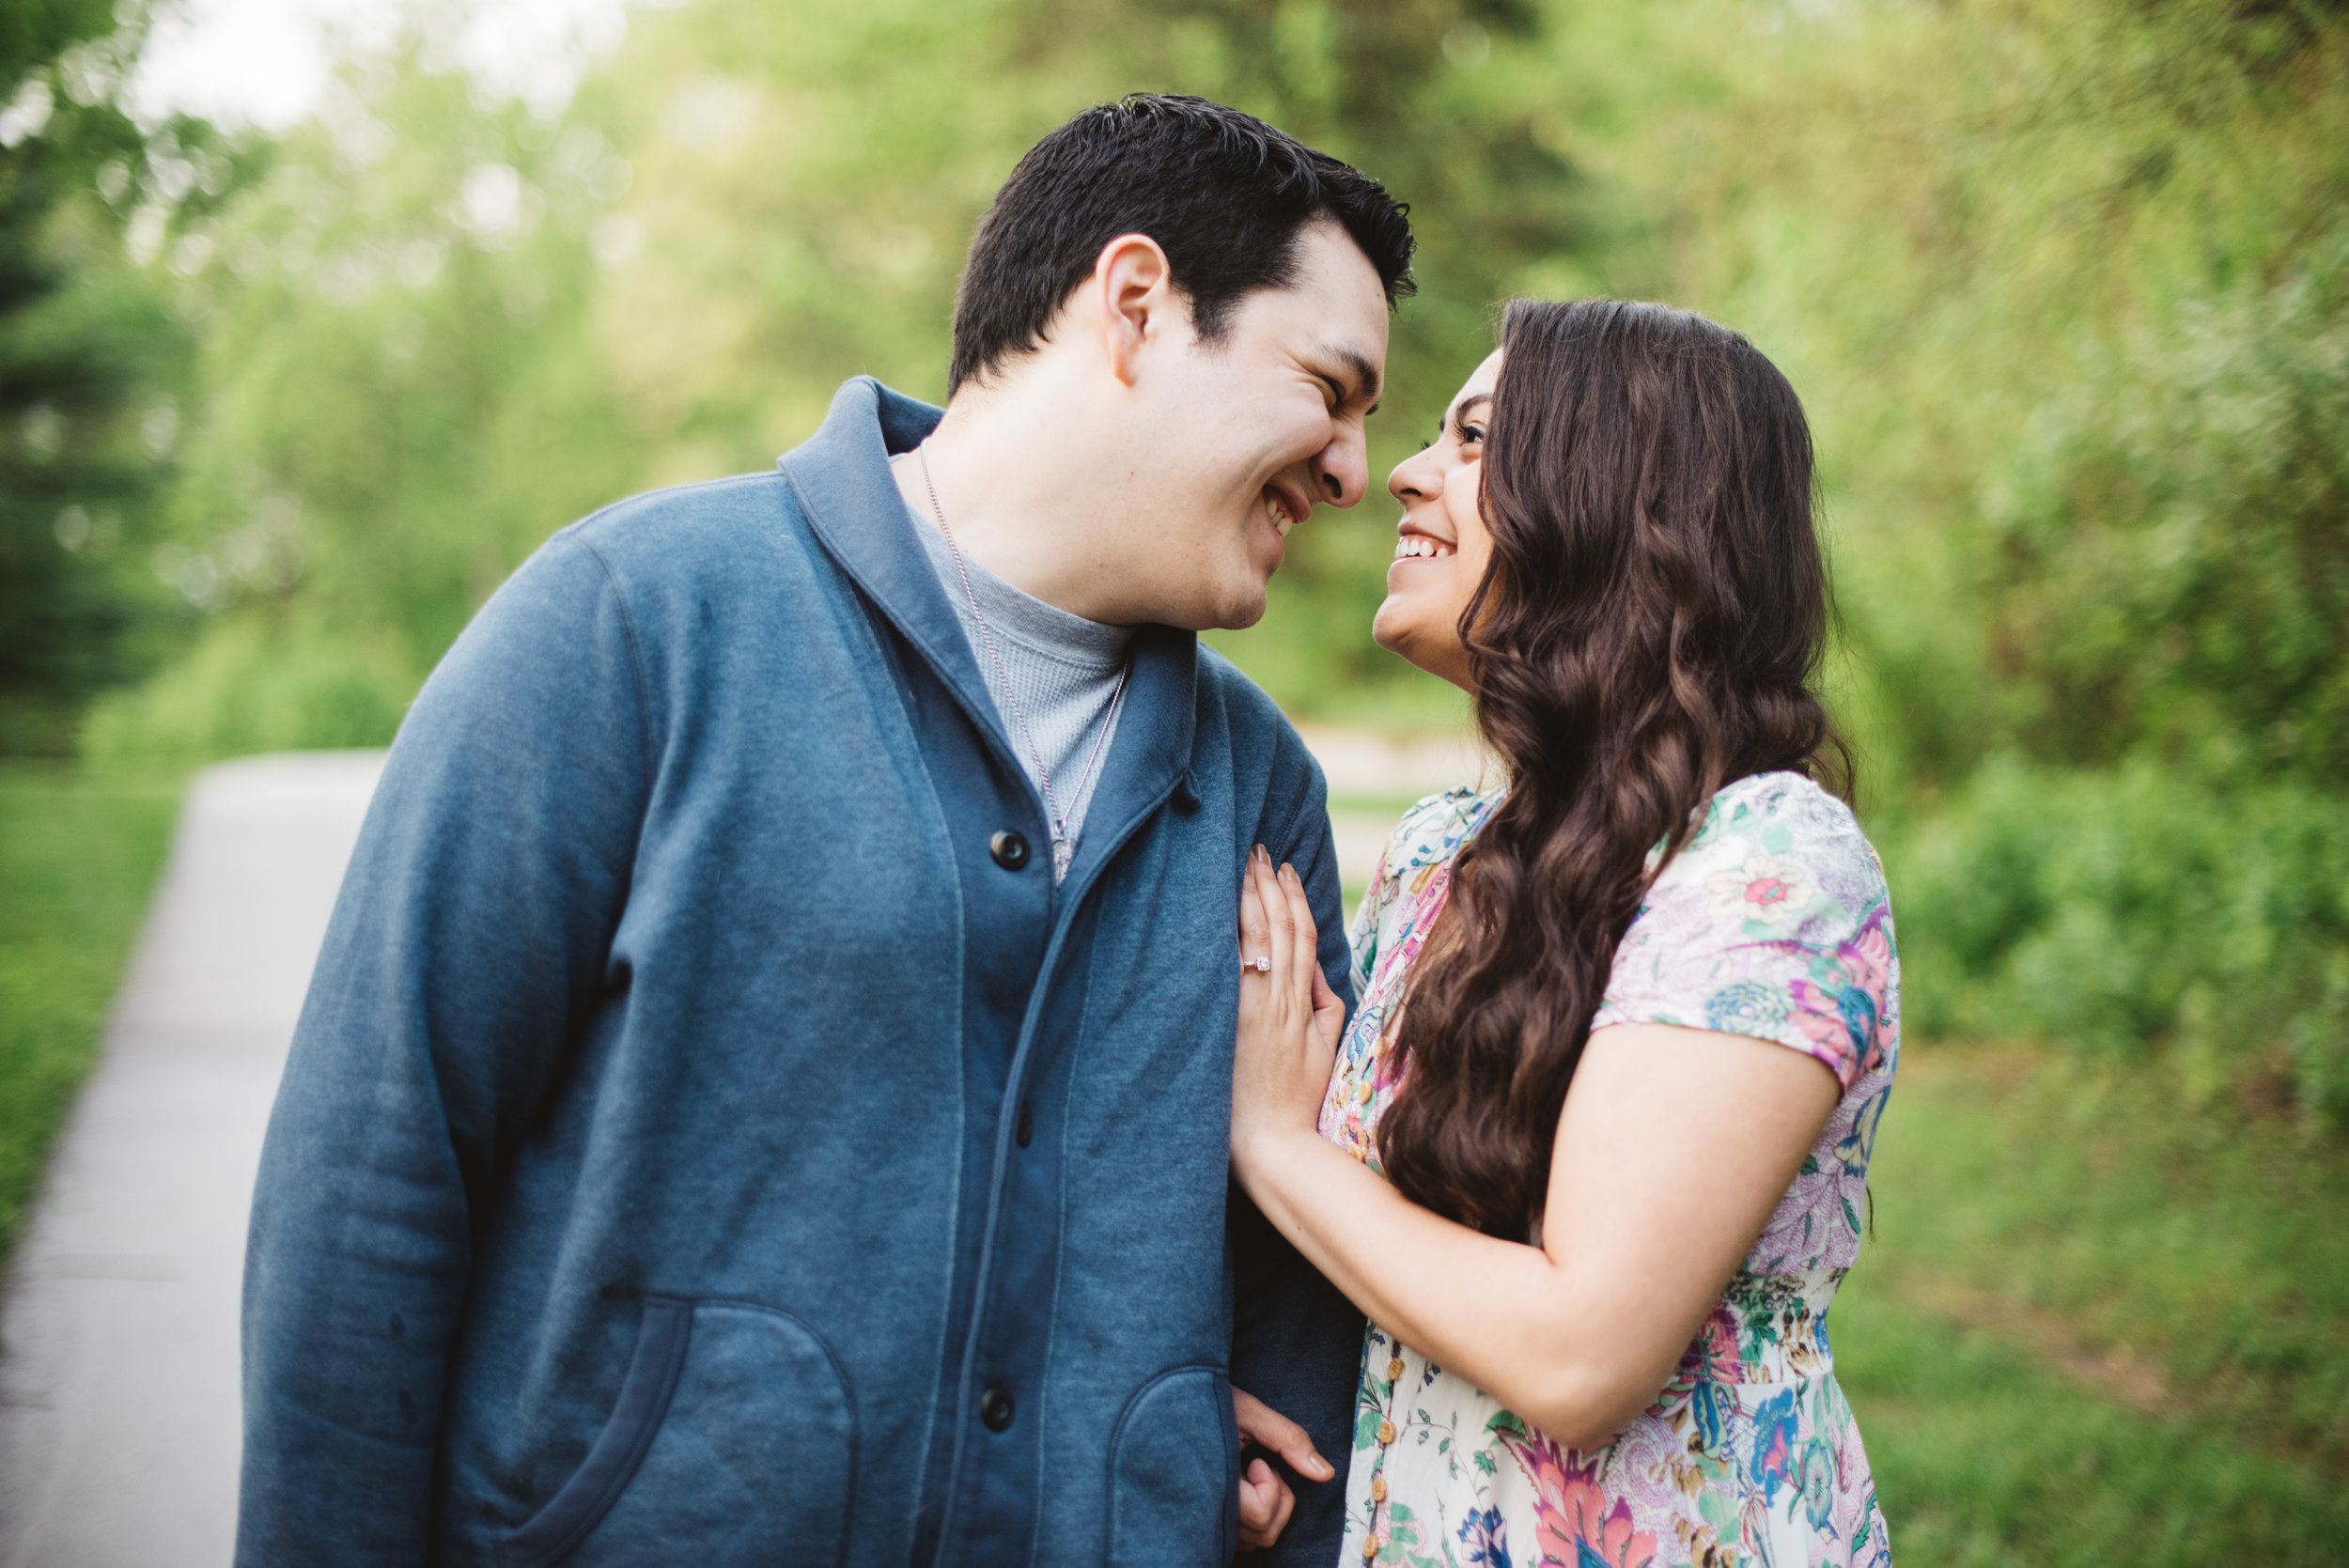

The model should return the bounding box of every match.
[0,766,181,1265]
[1838,1044,2349,1565]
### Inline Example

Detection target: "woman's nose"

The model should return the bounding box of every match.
[1388,449,1439,505]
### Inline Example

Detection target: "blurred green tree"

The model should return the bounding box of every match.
[1576,0,2349,1118]
[86,0,1614,752]
[0,2,249,753]
[69,0,2349,1120]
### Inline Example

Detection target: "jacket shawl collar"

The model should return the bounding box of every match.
[778,377,1201,891]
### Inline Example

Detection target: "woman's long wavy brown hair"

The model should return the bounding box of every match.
[1377,299,1850,1239]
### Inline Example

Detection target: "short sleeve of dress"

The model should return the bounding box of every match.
[1591,772,1898,1090]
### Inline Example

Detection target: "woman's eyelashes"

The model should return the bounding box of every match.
[1417,417,1484,457]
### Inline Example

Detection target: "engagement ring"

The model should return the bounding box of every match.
[1244,955,1271,973]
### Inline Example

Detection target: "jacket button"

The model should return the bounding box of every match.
[980,1386,1016,1431]
[1015,1103,1034,1148]
[989,830,1030,871]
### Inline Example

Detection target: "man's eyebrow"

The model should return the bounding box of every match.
[1316,344,1384,411]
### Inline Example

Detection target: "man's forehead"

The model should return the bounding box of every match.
[1288,223,1392,323]
[1247,229,1390,380]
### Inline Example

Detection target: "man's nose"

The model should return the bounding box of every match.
[1310,427,1370,510]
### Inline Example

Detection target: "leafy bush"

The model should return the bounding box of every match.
[1978,227,2349,788]
[1570,0,2349,1119]
[1886,760,2349,1126]
[80,614,412,762]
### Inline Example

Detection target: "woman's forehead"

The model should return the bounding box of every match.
[1457,349,1503,404]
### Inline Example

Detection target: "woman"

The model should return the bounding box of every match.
[1233,299,1897,1567]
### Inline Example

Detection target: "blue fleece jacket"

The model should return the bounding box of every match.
[235,378,1363,1568]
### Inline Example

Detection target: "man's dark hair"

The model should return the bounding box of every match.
[948,94,1416,394]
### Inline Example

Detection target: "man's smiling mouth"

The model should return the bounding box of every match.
[1262,485,1309,538]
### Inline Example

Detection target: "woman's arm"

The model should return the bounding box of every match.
[1231,851,1839,1451]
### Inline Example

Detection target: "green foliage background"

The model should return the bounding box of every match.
[4,4,2346,1555]
[20,0,2349,1123]
[0,0,250,751]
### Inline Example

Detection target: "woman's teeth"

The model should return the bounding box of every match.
[1394,536,1453,559]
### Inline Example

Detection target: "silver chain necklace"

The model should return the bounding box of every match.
[918,443,1130,880]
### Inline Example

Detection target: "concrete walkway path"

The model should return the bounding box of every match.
[0,726,1480,1564]
[0,753,384,1568]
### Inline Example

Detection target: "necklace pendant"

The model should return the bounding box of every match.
[1051,836,1074,880]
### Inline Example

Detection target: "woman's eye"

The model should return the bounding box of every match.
[1459,424,1486,445]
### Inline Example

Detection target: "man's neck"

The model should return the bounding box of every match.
[889,379,1148,627]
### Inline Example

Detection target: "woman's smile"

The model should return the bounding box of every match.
[1370,349,1499,690]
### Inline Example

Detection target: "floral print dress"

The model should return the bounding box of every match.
[1319,771,1899,1568]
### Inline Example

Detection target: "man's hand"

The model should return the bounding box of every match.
[1234,1386,1336,1551]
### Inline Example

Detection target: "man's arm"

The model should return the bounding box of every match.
[1228,742,1361,1561]
[236,532,653,1565]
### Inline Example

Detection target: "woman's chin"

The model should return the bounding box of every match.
[1373,599,1474,690]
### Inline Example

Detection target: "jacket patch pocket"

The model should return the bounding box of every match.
[502,1297,857,1568]
[1103,1364,1238,1568]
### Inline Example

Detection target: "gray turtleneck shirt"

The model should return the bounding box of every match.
[912,518,1134,879]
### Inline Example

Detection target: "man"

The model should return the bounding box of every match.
[238,94,1412,1566]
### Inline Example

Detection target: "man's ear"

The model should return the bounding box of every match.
[1089,233,1177,388]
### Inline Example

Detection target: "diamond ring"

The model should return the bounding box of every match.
[1243,955,1271,974]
